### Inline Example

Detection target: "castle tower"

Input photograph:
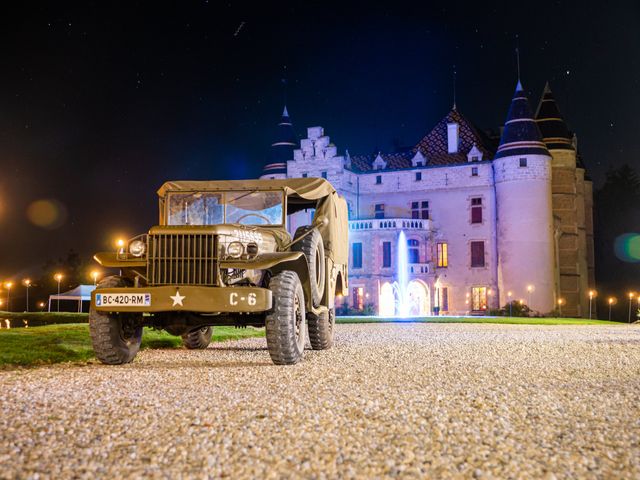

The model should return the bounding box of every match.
[535,83,590,316]
[494,81,555,313]
[260,106,297,179]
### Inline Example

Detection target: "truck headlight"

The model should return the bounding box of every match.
[227,241,244,258]
[246,243,259,257]
[129,240,146,257]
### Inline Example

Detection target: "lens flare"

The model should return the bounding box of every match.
[614,233,640,263]
[26,199,68,229]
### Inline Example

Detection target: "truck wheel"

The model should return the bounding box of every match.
[265,271,307,365]
[89,276,143,365]
[307,307,335,350]
[182,326,213,349]
[292,226,325,307]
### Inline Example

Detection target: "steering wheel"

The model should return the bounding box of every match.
[236,213,271,224]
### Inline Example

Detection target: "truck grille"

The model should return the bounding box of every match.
[147,233,219,286]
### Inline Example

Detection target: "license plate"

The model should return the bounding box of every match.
[95,293,151,307]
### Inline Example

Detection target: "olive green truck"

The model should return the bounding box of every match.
[90,178,349,365]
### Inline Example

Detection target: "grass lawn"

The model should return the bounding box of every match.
[0,323,265,367]
[336,315,623,325]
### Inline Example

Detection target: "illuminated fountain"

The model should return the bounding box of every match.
[396,230,411,316]
[378,230,428,317]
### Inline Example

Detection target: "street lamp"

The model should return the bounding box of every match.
[628,292,635,323]
[608,297,615,321]
[557,298,564,317]
[91,270,100,286]
[507,291,513,317]
[54,273,63,312]
[38,301,46,312]
[588,290,597,320]
[23,279,31,312]
[4,282,13,312]
[526,285,534,308]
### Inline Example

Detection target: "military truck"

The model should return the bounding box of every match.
[90,178,349,365]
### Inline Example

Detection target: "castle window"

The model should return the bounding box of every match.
[471,198,483,224]
[376,175,382,184]
[352,287,364,310]
[375,204,385,219]
[519,158,527,167]
[411,201,429,220]
[415,172,422,181]
[471,241,485,267]
[352,243,363,269]
[321,171,327,179]
[408,239,420,263]
[471,167,478,177]
[302,173,308,178]
[382,241,391,268]
[441,287,449,312]
[471,287,487,311]
[416,161,423,167]
[437,242,448,268]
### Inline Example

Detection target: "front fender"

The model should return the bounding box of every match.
[93,252,146,268]
[220,252,312,310]
[219,252,304,270]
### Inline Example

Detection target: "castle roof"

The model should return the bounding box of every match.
[347,108,496,172]
[413,108,495,165]
[535,82,574,151]
[263,105,297,176]
[349,151,414,172]
[494,81,550,159]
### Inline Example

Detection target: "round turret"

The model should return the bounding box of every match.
[260,106,297,179]
[494,81,555,313]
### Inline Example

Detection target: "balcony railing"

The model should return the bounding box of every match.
[348,217,432,231]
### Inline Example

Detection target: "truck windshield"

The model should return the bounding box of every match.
[167,191,283,226]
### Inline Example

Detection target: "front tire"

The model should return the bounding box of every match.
[182,326,213,349]
[307,307,335,350]
[265,271,307,365]
[89,276,143,365]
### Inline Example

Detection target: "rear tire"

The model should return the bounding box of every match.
[89,276,143,365]
[265,271,306,365]
[292,226,325,307]
[182,326,213,349]
[307,307,335,350]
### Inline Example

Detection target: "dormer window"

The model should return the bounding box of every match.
[411,151,426,167]
[372,153,387,170]
[467,144,484,162]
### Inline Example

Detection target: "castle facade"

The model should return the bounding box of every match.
[260,81,595,317]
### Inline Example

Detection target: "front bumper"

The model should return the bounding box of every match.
[91,286,272,313]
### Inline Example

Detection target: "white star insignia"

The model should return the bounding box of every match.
[170,291,186,307]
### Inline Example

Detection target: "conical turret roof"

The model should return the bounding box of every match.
[535,82,574,151]
[494,81,550,159]
[262,105,297,177]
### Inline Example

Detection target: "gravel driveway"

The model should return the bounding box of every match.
[1,323,639,479]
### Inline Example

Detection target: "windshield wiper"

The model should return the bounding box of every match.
[227,189,259,204]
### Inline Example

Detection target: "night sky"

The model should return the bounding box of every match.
[1,1,639,280]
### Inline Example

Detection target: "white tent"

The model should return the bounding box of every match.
[48,285,96,313]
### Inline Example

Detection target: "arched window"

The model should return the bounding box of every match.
[407,239,420,264]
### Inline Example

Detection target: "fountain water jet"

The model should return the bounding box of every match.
[396,230,411,317]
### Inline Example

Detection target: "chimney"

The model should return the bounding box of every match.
[447,123,459,153]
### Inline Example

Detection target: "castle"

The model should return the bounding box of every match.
[260,80,595,317]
